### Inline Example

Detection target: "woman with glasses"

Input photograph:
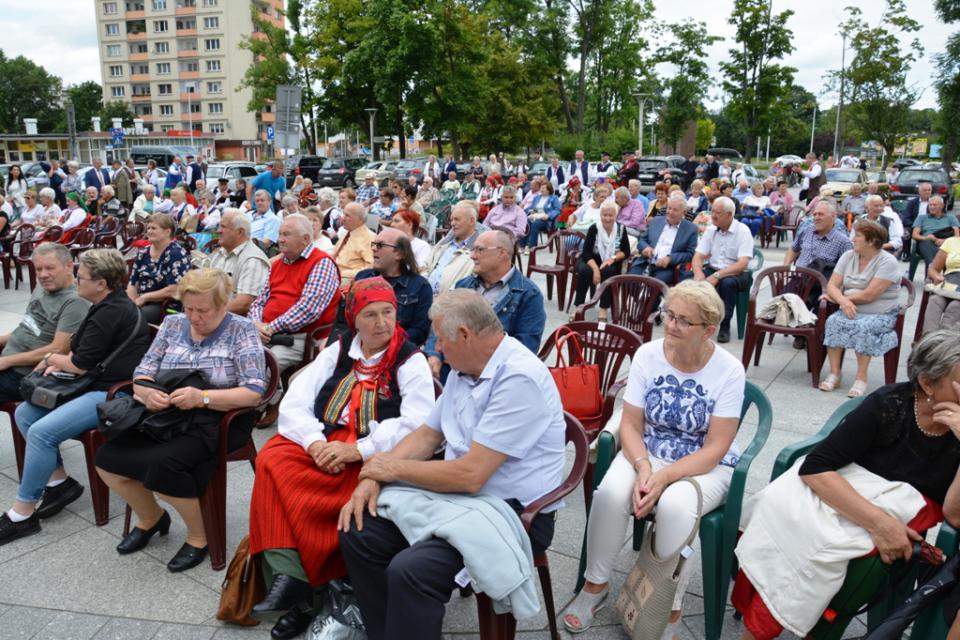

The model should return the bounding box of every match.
[563,280,746,638]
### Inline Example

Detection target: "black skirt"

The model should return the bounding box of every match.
[95,411,255,498]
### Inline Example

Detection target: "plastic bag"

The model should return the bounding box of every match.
[309,580,366,640]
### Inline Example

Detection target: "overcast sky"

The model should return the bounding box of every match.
[0,0,950,110]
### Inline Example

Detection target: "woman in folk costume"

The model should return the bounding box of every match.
[247,277,435,639]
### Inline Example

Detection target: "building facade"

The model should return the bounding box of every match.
[94,0,282,159]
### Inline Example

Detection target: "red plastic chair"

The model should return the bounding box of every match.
[572,274,667,343]
[94,216,121,248]
[474,412,589,640]
[741,265,830,387]
[0,224,35,289]
[526,231,583,311]
[68,228,97,259]
[120,349,280,570]
[770,204,805,248]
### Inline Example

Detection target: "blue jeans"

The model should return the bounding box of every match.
[14,391,107,503]
[524,218,552,248]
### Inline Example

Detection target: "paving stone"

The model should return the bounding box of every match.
[152,622,216,640]
[0,605,60,640]
[92,618,162,640]
[33,610,110,640]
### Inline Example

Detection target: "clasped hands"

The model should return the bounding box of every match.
[307,439,362,475]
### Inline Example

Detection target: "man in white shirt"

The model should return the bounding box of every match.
[797,152,824,203]
[855,194,904,255]
[690,196,754,343]
[423,155,442,182]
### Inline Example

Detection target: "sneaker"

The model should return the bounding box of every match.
[717,326,730,343]
[0,512,41,547]
[792,336,807,350]
[35,477,84,519]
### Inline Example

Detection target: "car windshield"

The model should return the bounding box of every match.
[396,160,419,168]
[530,162,550,171]
[364,162,382,170]
[205,166,225,179]
[637,161,666,171]
[900,170,945,183]
[321,160,344,169]
[826,170,861,183]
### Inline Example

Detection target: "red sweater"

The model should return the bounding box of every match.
[262,247,340,334]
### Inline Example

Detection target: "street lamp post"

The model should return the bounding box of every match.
[809,105,817,155]
[833,31,847,160]
[365,108,378,161]
[632,92,652,157]
[186,85,195,148]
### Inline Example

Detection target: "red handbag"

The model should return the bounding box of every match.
[549,327,602,420]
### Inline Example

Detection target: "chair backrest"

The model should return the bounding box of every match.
[71,228,96,248]
[202,237,220,253]
[98,216,119,235]
[592,274,668,342]
[785,204,805,227]
[750,264,828,301]
[519,412,589,531]
[40,226,63,243]
[538,321,642,397]
[750,247,764,272]
[257,349,281,415]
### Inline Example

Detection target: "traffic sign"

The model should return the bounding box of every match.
[111,127,124,145]
[267,126,275,141]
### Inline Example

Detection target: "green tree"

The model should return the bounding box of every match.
[100,101,136,127]
[0,50,63,133]
[520,0,576,133]
[836,0,921,168]
[719,0,796,163]
[695,116,716,153]
[65,82,104,132]
[934,0,960,169]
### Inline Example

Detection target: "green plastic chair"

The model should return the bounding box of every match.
[769,396,957,639]
[575,380,773,640]
[735,248,765,339]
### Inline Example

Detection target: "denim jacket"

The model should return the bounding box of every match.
[355,268,433,346]
[424,268,546,359]
[525,194,562,221]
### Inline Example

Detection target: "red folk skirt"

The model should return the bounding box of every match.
[248,430,361,586]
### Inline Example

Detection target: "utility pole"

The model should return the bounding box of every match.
[632,92,652,157]
[365,108,378,161]
[810,105,817,154]
[834,31,846,160]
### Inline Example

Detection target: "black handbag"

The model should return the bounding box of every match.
[19,310,144,410]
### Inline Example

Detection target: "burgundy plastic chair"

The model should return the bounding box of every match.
[771,204,805,248]
[573,274,668,343]
[741,265,830,388]
[526,231,583,312]
[474,412,588,640]
[94,216,121,248]
[121,349,280,570]
[2,401,25,477]
[68,228,97,258]
[0,224,34,289]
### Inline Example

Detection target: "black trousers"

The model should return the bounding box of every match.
[916,239,940,266]
[339,500,555,640]
[574,259,620,308]
[703,267,749,328]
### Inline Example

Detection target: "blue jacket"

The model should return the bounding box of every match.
[84,167,111,194]
[525,194,562,220]
[638,216,698,267]
[424,267,546,359]
[684,192,709,214]
[355,268,433,346]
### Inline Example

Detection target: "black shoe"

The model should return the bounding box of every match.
[270,607,313,640]
[116,510,171,555]
[167,542,208,573]
[792,336,807,350]
[252,574,315,620]
[35,477,84,519]
[717,326,731,343]
[0,512,40,547]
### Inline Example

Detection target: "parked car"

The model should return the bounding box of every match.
[355,160,397,187]
[634,157,685,193]
[315,157,365,189]
[737,164,764,187]
[892,158,922,170]
[393,158,427,185]
[776,154,803,166]
[708,147,743,162]
[527,161,552,180]
[17,162,51,190]
[890,167,955,210]
[204,162,260,193]
[822,168,868,198]
[865,170,891,195]
[285,155,327,186]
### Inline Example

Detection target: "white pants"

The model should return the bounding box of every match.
[583,451,733,610]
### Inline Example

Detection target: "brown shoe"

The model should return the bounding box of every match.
[257,403,280,429]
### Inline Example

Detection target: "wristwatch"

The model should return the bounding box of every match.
[202,390,210,407]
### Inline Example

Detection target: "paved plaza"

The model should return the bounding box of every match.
[0,236,927,640]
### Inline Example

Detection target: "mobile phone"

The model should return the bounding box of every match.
[50,371,79,381]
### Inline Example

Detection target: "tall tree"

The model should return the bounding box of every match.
[100,101,136,128]
[719,0,796,163]
[66,82,104,132]
[0,50,63,133]
[934,0,960,170]
[836,0,921,169]
[521,0,575,133]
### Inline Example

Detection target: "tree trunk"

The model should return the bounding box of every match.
[451,132,461,162]
[942,133,957,173]
[744,131,755,164]
[436,138,444,158]
[575,40,588,134]
[396,108,406,159]
[555,75,575,133]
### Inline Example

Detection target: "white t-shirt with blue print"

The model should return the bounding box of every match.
[624,339,745,467]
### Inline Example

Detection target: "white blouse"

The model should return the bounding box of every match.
[411,236,431,269]
[278,334,435,459]
[20,204,45,226]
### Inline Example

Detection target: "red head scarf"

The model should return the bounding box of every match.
[344,277,409,396]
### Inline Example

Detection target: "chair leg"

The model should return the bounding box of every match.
[544,274,554,302]
[735,293,748,340]
[536,559,561,640]
[3,405,26,480]
[883,348,898,385]
[1,256,10,289]
[582,460,595,517]
[476,592,517,640]
[80,434,110,526]
[200,467,228,570]
[555,272,568,312]
[753,331,766,367]
[808,337,823,388]
[700,518,725,640]
[740,327,756,372]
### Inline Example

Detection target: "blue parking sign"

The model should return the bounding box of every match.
[111,128,124,145]
[267,126,275,141]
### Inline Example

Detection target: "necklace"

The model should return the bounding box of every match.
[914,397,944,437]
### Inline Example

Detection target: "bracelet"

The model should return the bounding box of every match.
[633,456,651,471]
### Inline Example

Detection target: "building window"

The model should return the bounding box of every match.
[131,43,148,53]
[176,18,195,30]
[208,103,223,114]
[111,86,126,98]
[156,62,171,75]
[105,23,120,36]
[126,2,145,10]
[152,0,167,9]
[204,38,220,51]
[160,104,175,116]
[209,123,224,134]
[107,44,121,57]
[153,19,168,32]
[177,0,196,6]
[206,81,222,93]
[109,65,124,77]
[103,2,119,14]
[202,0,217,6]
[190,103,201,113]
[203,16,218,29]
[182,61,199,72]
[154,41,169,53]
[158,83,173,95]
[205,59,221,72]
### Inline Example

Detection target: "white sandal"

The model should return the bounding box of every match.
[847,379,868,398]
[661,617,684,640]
[819,373,841,392]
[561,587,608,634]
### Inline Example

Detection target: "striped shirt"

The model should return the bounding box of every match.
[248,245,339,334]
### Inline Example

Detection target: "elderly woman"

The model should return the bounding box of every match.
[127,213,191,324]
[572,202,630,321]
[922,235,960,336]
[298,178,318,208]
[478,175,502,220]
[247,278,434,638]
[399,184,425,219]
[719,158,733,182]
[569,182,612,233]
[523,181,561,251]
[131,184,159,222]
[469,155,485,181]
[280,194,300,218]
[165,187,196,230]
[16,190,43,229]
[441,170,460,194]
[740,181,772,237]
[370,187,398,222]
[733,329,960,640]
[685,179,709,220]
[61,161,84,200]
[0,248,150,546]
[820,219,902,397]
[563,280,746,635]
[558,176,588,229]
[36,188,62,229]
[646,182,670,221]
[96,268,266,572]
[189,190,220,249]
[303,206,335,253]
[416,176,440,209]
[391,208,431,269]
[519,176,542,209]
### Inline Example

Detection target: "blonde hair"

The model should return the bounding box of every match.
[176,268,234,307]
[147,213,177,236]
[79,248,128,290]
[668,184,682,194]
[690,179,704,190]
[663,280,725,327]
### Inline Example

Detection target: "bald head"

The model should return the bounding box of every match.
[341,202,367,231]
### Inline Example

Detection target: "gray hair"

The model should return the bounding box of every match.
[908,330,960,389]
[628,179,641,189]
[283,213,314,239]
[815,199,839,218]
[281,194,298,207]
[865,194,884,207]
[600,201,618,215]
[142,184,156,195]
[930,195,945,206]
[101,185,115,197]
[32,242,72,265]
[220,208,250,234]
[429,289,504,340]
[316,187,337,206]
[500,185,517,198]
[254,189,271,201]
[714,196,736,216]
[67,160,79,170]
[452,201,478,222]
[491,229,515,254]
[614,186,630,199]
[39,187,56,201]
[78,248,128,290]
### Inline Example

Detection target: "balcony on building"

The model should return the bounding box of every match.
[126,19,147,39]
[175,0,197,14]
[177,39,199,57]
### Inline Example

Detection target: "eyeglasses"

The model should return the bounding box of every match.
[662,309,706,329]
[470,245,503,255]
[371,241,397,250]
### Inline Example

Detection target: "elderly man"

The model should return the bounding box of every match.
[483,185,527,240]
[425,229,545,379]
[338,289,566,640]
[628,195,698,287]
[731,179,752,203]
[425,202,481,295]
[0,243,90,402]
[357,173,380,208]
[209,209,271,315]
[856,194,904,254]
[99,185,123,218]
[690,196,754,343]
[614,185,646,237]
[458,172,481,201]
[568,149,592,186]
[416,177,440,209]
[110,159,132,209]
[248,189,282,254]
[841,183,866,223]
[330,202,375,286]
[912,195,960,265]
[83,158,110,195]
[902,181,935,255]
[248,160,287,208]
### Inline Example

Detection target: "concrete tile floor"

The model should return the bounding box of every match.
[0,235,930,639]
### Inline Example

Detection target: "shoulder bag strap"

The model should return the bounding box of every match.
[94,308,145,375]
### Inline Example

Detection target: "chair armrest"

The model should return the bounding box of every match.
[106,380,134,401]
[770,433,828,482]
[216,407,257,465]
[599,379,626,436]
[935,523,959,556]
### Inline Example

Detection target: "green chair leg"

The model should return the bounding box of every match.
[909,251,922,281]
[575,432,618,593]
[700,511,725,640]
[736,290,748,339]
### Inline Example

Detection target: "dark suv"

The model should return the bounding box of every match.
[890,168,955,210]
[286,155,327,186]
[634,157,686,192]
[315,157,366,189]
[393,158,426,184]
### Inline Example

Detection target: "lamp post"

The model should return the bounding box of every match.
[809,104,817,155]
[833,31,847,160]
[365,108,378,161]
[632,92,652,157]
[186,84,195,147]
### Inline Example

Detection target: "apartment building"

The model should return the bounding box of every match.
[94,0,283,159]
